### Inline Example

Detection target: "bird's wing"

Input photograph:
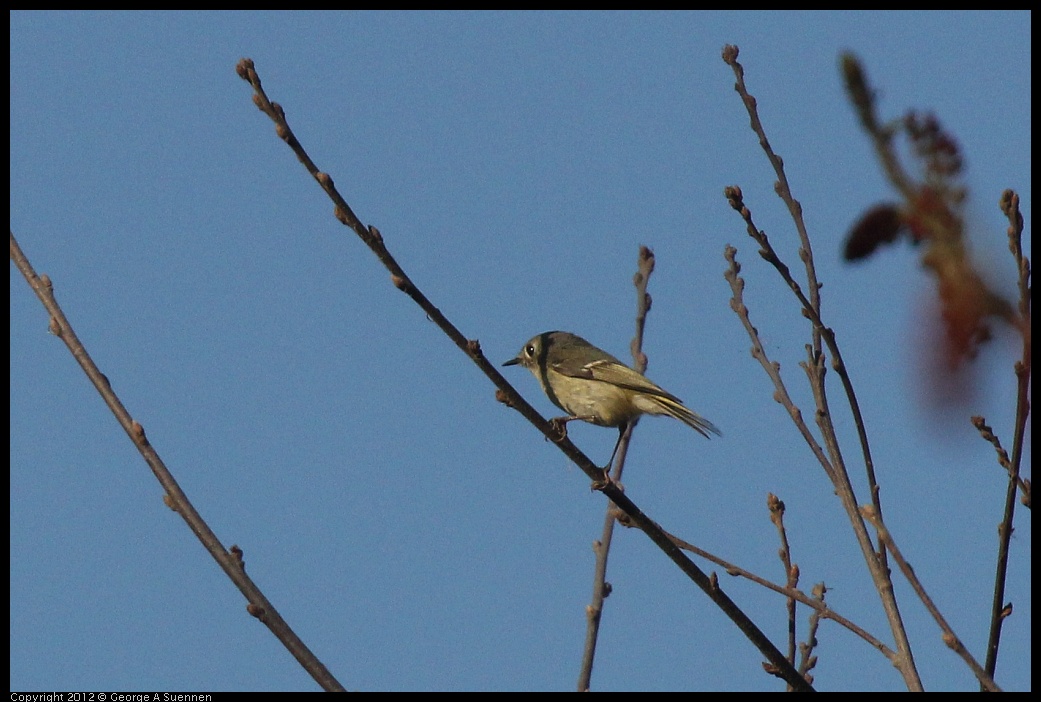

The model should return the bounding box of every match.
[578,359,684,402]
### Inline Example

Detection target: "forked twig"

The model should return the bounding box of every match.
[721,44,920,690]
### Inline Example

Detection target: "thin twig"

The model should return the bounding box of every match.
[10,231,346,692]
[578,245,655,691]
[971,416,1030,500]
[798,584,826,682]
[981,190,1032,682]
[767,493,800,685]
[861,506,1001,692]
[660,525,895,661]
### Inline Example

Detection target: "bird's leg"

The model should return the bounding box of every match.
[586,426,627,490]
[547,416,616,490]
[604,425,627,473]
[547,415,595,443]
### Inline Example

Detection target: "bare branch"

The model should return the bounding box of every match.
[721,45,921,690]
[10,231,346,692]
[861,506,1000,692]
[237,57,813,692]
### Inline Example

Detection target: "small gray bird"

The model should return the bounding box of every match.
[504,331,719,465]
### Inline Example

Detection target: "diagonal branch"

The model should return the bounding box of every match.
[10,230,346,692]
[236,57,813,692]
[861,506,1000,691]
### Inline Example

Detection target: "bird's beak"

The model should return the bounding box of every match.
[503,356,521,367]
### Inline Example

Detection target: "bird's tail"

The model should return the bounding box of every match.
[649,395,721,439]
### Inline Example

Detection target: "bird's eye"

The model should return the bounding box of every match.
[525,344,536,357]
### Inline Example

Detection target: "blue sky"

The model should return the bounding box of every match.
[10,11,1030,692]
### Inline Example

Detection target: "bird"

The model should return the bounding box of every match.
[504,331,719,467]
